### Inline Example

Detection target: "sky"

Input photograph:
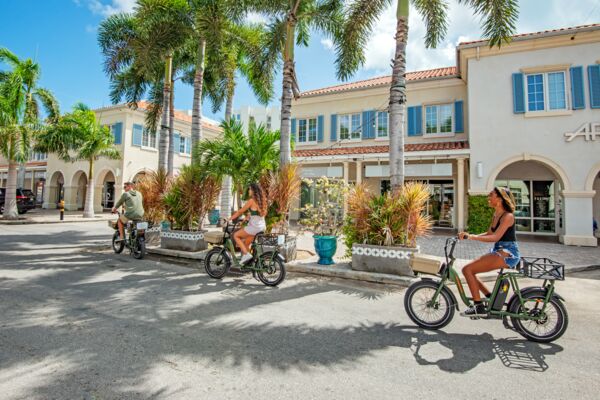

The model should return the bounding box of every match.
[1,0,599,122]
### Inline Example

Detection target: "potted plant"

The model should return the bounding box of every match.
[344,182,432,276]
[135,169,172,246]
[298,177,348,265]
[161,165,221,252]
[259,163,301,261]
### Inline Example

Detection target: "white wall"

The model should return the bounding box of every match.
[233,105,280,134]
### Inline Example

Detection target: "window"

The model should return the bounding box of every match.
[179,136,187,154]
[29,152,47,161]
[339,113,361,140]
[297,117,318,143]
[142,129,157,148]
[526,71,567,112]
[376,111,388,138]
[425,104,453,134]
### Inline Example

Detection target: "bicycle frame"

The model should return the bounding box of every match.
[217,220,278,272]
[429,238,556,321]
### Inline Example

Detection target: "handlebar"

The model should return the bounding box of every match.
[444,236,460,262]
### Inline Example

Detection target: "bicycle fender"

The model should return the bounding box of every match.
[261,251,285,263]
[420,277,460,311]
[511,287,565,303]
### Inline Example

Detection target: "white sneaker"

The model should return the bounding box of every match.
[240,253,253,265]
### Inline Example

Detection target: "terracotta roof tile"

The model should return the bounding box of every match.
[300,67,457,97]
[293,141,469,158]
[135,101,221,129]
[459,23,600,46]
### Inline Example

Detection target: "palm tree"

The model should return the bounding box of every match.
[98,0,191,174]
[339,0,519,189]
[245,0,345,166]
[0,48,59,219]
[36,104,121,218]
[194,119,279,209]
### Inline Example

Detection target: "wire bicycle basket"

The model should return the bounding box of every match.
[519,257,565,280]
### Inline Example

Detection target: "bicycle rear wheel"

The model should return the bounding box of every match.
[132,237,145,259]
[256,252,286,287]
[205,248,231,279]
[509,290,568,343]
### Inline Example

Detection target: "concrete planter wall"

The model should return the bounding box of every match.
[261,236,297,262]
[351,243,420,276]
[145,226,162,247]
[160,230,207,252]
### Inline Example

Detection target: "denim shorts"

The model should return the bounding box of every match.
[490,241,520,268]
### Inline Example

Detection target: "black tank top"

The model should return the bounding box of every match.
[491,212,517,242]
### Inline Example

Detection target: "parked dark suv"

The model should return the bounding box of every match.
[0,188,36,214]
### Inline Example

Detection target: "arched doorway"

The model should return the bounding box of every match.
[48,171,65,209]
[98,170,116,211]
[132,171,147,184]
[493,160,565,236]
[71,171,88,211]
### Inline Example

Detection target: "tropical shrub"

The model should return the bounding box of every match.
[467,195,494,233]
[164,165,221,231]
[259,163,301,233]
[135,169,172,225]
[343,182,432,256]
[298,177,348,236]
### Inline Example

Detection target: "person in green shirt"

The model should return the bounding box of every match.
[111,181,144,242]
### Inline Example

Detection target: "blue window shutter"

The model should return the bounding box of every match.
[588,65,600,109]
[290,118,296,142]
[414,105,423,135]
[512,73,525,114]
[317,115,324,142]
[454,101,464,133]
[407,106,415,136]
[570,66,585,110]
[174,133,180,153]
[112,122,122,144]
[362,110,375,139]
[185,136,191,154]
[330,114,337,141]
[132,124,142,146]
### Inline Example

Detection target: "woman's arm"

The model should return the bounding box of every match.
[468,213,515,243]
[230,199,254,221]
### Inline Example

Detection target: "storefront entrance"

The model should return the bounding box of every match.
[429,181,454,228]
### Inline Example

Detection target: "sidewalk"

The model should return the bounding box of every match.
[0,208,114,225]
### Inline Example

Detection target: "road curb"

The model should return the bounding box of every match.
[0,217,113,225]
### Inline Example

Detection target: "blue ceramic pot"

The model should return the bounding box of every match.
[314,235,337,265]
[208,209,220,225]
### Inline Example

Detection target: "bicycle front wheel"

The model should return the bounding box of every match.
[404,280,455,329]
[112,231,124,254]
[204,248,231,279]
[256,252,286,287]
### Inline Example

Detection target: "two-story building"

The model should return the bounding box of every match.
[290,23,600,246]
[42,102,222,212]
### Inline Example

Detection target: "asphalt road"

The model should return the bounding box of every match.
[1,222,599,400]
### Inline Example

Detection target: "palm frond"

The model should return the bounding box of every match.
[458,0,518,47]
[413,0,450,48]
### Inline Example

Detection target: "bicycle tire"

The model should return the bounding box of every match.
[404,280,455,330]
[256,252,286,287]
[132,237,145,259]
[205,248,231,279]
[112,231,125,254]
[508,289,568,343]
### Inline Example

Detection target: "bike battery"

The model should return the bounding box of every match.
[492,278,510,310]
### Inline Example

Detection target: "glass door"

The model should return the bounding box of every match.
[429,180,454,228]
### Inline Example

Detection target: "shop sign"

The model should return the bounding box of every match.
[564,122,600,142]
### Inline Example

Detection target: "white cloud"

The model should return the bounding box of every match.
[246,12,269,25]
[86,0,136,16]
[85,24,97,34]
[320,38,334,51]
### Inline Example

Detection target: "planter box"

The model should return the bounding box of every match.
[351,243,419,276]
[261,235,297,262]
[160,230,207,252]
[145,226,162,247]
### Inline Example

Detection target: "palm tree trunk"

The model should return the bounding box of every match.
[17,163,26,189]
[83,158,95,218]
[167,77,175,177]
[389,0,409,190]
[3,161,19,219]
[191,38,206,165]
[158,56,173,172]
[279,15,297,167]
[220,83,235,219]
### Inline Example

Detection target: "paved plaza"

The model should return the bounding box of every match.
[1,221,599,399]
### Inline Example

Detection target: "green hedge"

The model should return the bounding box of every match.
[467,195,494,233]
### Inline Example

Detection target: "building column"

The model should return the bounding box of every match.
[560,191,597,247]
[63,186,78,211]
[343,162,350,215]
[220,176,232,219]
[456,158,465,231]
[356,161,362,185]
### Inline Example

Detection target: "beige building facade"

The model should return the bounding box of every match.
[42,103,222,212]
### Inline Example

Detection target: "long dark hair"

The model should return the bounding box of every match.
[494,186,516,213]
[249,183,268,217]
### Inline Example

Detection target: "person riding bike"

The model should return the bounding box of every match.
[226,183,267,265]
[111,181,145,243]
[458,186,520,317]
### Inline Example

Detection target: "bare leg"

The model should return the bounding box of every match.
[233,229,251,255]
[117,219,125,240]
[462,253,507,302]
